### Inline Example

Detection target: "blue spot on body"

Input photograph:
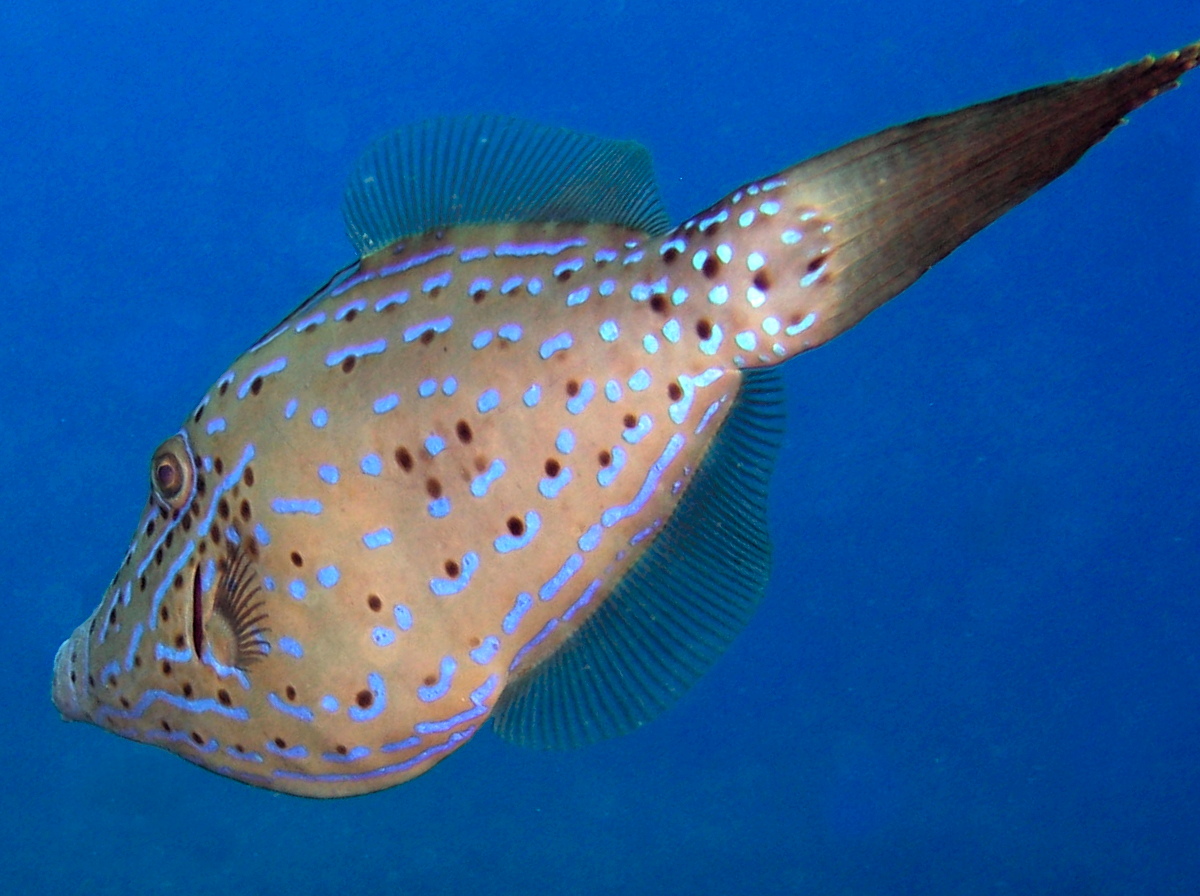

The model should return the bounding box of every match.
[360,454,383,476]
[393,604,413,630]
[523,384,541,407]
[503,593,533,634]
[470,459,506,497]
[428,496,451,518]
[317,566,340,588]
[498,323,523,342]
[424,434,446,456]
[318,464,340,484]
[477,389,500,413]
[321,695,339,712]
[311,408,329,428]
[372,627,395,647]
[419,378,437,397]
[289,579,307,600]
[539,332,574,359]
[470,636,501,664]
[363,528,393,549]
[566,380,595,415]
[373,393,399,414]
[556,429,576,453]
[539,467,572,499]
[272,498,323,515]
[278,637,304,658]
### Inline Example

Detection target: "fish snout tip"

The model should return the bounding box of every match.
[52,630,90,723]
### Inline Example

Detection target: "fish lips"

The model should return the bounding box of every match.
[52,624,90,723]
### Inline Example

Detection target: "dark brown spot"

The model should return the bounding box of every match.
[667,382,683,401]
[544,458,561,477]
[146,519,156,537]
[217,689,231,706]
[120,697,130,709]
[395,446,414,471]
[250,376,263,395]
[133,655,142,668]
[662,246,679,263]
[141,575,149,593]
[506,516,525,536]
[191,731,204,745]
[356,690,373,709]
[444,559,460,577]
[174,633,185,649]
[702,255,719,278]
[181,514,193,532]
[696,319,713,340]
[173,573,184,590]
[108,607,117,625]
[341,356,356,373]
[291,551,303,568]
[161,661,172,676]
[154,547,164,566]
[243,467,255,487]
[285,685,296,701]
[472,288,487,303]
[469,636,481,648]
[159,603,168,621]
[753,271,771,291]
[455,420,473,444]
[367,594,382,612]
[274,737,287,749]
[182,683,193,698]
[598,450,611,467]
[239,499,251,521]
[344,308,358,322]
[196,475,208,496]
[565,379,580,397]
[426,478,442,499]
[623,413,637,429]
[211,527,222,545]
[214,458,224,475]
[336,744,348,755]
[420,329,435,345]
[556,268,572,282]
[217,498,229,520]
[193,405,205,423]
[218,381,229,396]
[161,720,171,732]
[165,531,174,549]
[423,675,436,686]
[649,294,667,314]
[807,257,824,273]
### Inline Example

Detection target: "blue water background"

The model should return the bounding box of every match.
[3,2,1198,892]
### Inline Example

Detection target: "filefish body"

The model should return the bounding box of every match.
[53,45,1199,797]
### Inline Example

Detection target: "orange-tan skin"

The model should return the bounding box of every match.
[52,43,1200,797]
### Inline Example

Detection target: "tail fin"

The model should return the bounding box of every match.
[668,42,1199,368]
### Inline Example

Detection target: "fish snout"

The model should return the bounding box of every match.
[52,625,91,722]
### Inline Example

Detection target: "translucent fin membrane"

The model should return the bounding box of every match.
[491,368,785,749]
[342,115,671,256]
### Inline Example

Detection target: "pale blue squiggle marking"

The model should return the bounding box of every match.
[470,458,506,497]
[238,357,287,398]
[509,619,559,671]
[349,672,387,722]
[363,528,393,549]
[415,674,499,734]
[417,657,457,703]
[278,637,304,658]
[601,433,686,528]
[403,316,454,343]
[566,380,595,415]
[563,578,603,622]
[494,510,540,553]
[539,553,583,602]
[269,692,315,722]
[429,551,479,596]
[502,593,533,635]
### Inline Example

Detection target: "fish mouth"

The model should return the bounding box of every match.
[51,624,90,722]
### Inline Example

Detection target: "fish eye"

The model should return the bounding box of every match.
[150,435,194,509]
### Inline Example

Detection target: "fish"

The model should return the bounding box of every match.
[52,42,1198,798]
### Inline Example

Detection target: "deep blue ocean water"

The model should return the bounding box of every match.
[3,3,1198,893]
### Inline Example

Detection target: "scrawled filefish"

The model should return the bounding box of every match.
[53,44,1198,797]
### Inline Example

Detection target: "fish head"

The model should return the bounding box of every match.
[50,347,412,795]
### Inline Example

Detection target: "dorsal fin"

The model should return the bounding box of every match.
[490,368,785,749]
[341,115,671,256]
